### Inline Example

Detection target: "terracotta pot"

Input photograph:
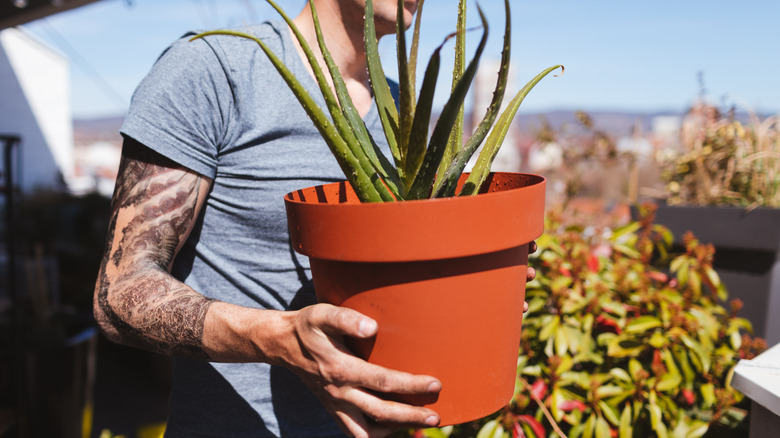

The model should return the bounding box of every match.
[284,172,546,425]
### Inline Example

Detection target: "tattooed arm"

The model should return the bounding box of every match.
[94,138,293,361]
[95,138,442,436]
[93,137,215,358]
[94,138,298,361]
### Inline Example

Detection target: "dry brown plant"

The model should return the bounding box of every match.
[660,103,779,208]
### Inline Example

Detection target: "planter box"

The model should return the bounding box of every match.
[648,205,780,346]
[732,343,780,435]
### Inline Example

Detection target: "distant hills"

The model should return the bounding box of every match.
[73,116,125,143]
[511,110,683,137]
[74,108,761,142]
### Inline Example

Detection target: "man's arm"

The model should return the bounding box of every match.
[94,137,214,358]
[94,138,441,437]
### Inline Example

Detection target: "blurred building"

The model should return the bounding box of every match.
[651,115,682,145]
[0,27,73,192]
[71,138,121,196]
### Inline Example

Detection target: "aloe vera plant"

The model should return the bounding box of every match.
[193,0,562,202]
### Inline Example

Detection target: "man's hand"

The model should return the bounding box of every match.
[281,304,441,438]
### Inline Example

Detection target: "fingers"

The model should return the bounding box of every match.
[525,240,537,314]
[526,266,536,282]
[333,408,370,438]
[334,399,436,438]
[527,240,538,282]
[298,305,440,390]
[352,360,441,395]
[329,388,439,438]
[346,387,440,427]
[307,306,439,392]
[311,342,441,397]
[312,304,378,339]
[291,304,442,436]
[328,385,439,438]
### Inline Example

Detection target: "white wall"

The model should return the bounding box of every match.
[0,27,73,192]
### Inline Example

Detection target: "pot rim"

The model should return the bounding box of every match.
[284,172,545,207]
[284,172,547,262]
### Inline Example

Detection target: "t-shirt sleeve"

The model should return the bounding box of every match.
[120,34,233,179]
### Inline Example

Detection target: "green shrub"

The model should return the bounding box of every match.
[402,203,766,438]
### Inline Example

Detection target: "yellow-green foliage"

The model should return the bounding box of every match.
[403,204,766,438]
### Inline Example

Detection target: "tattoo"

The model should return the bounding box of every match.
[96,138,214,359]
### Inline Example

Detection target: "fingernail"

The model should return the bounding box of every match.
[428,380,442,392]
[358,318,377,337]
[425,415,440,427]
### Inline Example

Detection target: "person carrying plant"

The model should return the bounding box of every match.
[93,1,535,437]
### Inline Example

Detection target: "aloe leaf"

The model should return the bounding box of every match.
[307,0,402,199]
[407,5,490,199]
[260,1,395,201]
[258,1,397,200]
[403,34,457,191]
[396,0,415,160]
[460,64,564,196]
[434,0,512,197]
[365,0,401,167]
[191,30,384,202]
[408,0,425,90]
[264,1,341,125]
[434,0,468,187]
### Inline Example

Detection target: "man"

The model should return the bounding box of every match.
[94,1,533,437]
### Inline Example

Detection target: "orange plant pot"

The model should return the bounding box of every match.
[284,172,546,426]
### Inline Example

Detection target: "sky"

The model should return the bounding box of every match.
[17,0,780,119]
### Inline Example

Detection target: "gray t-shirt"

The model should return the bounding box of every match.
[121,20,390,437]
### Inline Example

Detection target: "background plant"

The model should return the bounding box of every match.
[195,0,562,202]
[658,103,780,208]
[399,203,766,438]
